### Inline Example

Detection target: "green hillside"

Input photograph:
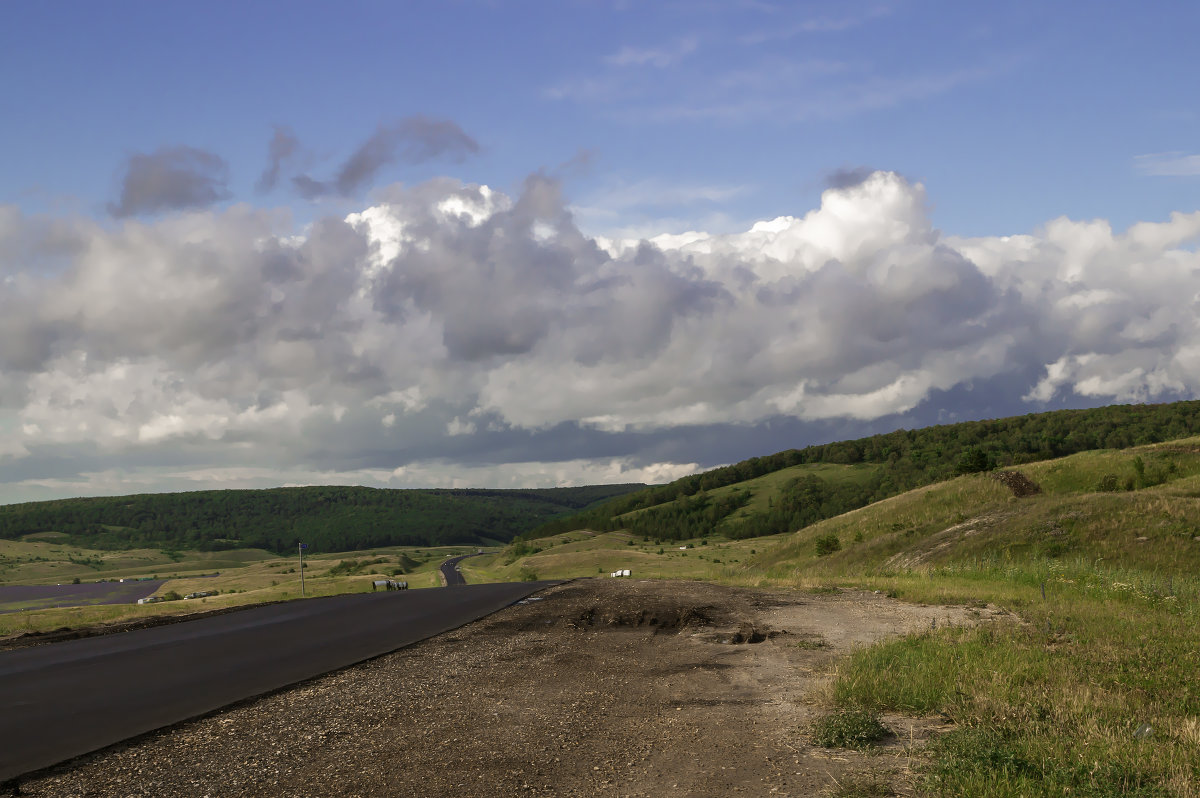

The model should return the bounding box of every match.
[0,484,645,555]
[525,400,1200,542]
[746,440,1200,583]
[742,441,1200,796]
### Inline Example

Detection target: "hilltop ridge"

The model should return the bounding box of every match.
[525,400,1200,543]
[0,484,646,555]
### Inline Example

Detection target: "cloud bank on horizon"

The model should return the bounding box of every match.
[2,168,1199,503]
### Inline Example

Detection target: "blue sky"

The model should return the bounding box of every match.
[1,1,1198,502]
[4,1,1195,234]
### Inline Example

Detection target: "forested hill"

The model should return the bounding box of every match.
[0,484,646,554]
[524,400,1200,542]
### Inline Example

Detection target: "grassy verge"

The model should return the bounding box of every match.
[797,560,1200,796]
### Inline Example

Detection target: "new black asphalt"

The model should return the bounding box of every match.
[0,581,557,783]
[440,552,485,586]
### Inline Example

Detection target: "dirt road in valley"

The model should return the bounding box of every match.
[7,579,1005,797]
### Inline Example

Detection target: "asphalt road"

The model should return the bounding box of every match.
[440,552,485,586]
[0,581,165,614]
[0,581,558,783]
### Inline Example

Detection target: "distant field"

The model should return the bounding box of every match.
[460,529,784,584]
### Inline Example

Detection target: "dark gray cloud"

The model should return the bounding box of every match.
[295,116,479,198]
[109,146,231,217]
[256,126,300,193]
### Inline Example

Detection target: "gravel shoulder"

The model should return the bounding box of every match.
[8,579,1006,797]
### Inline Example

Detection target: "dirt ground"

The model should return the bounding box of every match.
[7,579,1005,797]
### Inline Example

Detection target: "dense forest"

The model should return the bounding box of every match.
[524,400,1200,542]
[0,484,645,554]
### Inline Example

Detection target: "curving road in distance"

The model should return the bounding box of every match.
[0,580,557,783]
[440,551,486,586]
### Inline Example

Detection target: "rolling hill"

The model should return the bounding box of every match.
[0,484,646,554]
[523,400,1200,543]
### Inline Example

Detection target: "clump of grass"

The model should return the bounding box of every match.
[828,773,896,797]
[793,633,829,649]
[811,708,891,749]
[923,724,1172,797]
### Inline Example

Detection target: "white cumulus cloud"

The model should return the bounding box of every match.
[1,170,1199,501]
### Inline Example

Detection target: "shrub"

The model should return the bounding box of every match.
[811,708,890,749]
[518,566,538,581]
[815,533,842,557]
[1095,473,1119,492]
[956,446,992,474]
[162,591,182,602]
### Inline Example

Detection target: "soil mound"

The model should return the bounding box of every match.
[990,469,1042,497]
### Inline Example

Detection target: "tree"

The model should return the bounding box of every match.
[956,447,992,474]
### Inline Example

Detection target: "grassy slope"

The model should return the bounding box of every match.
[748,442,1200,581]
[735,441,1200,797]
[526,400,1200,545]
[616,462,880,527]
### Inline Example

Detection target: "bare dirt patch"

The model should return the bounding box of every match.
[8,579,1005,797]
[990,469,1042,497]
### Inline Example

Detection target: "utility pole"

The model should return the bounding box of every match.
[298,542,308,596]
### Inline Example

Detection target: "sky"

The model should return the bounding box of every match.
[0,0,1197,504]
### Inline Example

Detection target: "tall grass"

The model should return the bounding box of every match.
[820,557,1200,796]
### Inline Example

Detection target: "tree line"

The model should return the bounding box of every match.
[523,400,1200,542]
[0,484,645,554]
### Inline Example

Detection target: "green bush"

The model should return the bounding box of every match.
[811,708,890,749]
[815,533,841,557]
[956,446,993,474]
[518,566,538,581]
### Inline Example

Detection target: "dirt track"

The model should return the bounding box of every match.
[8,579,1004,797]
